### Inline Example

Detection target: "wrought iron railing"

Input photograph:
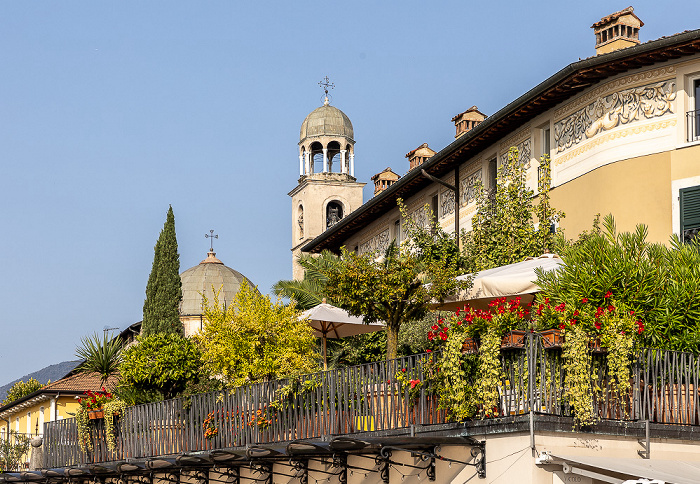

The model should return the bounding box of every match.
[687,109,700,143]
[41,341,700,468]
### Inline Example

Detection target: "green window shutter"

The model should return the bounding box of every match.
[680,185,700,242]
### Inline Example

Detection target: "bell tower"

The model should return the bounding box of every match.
[289,79,365,279]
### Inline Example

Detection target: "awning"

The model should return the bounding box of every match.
[437,254,563,311]
[538,452,700,484]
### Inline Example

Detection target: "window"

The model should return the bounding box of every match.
[538,125,552,185]
[393,219,401,244]
[326,201,343,229]
[431,194,439,226]
[688,77,700,142]
[680,185,700,242]
[488,157,497,195]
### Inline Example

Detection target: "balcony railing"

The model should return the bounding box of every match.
[687,109,700,142]
[41,341,700,469]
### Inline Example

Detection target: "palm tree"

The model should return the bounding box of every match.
[75,332,123,386]
[273,251,340,310]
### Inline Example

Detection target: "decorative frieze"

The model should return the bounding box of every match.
[500,138,532,170]
[460,169,482,206]
[440,189,455,217]
[554,80,676,153]
[358,229,390,255]
[553,66,675,119]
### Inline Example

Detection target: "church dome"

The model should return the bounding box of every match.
[179,251,256,316]
[300,99,354,142]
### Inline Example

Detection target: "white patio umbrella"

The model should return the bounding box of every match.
[300,299,384,369]
[438,254,565,311]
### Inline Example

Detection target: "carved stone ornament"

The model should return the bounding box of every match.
[298,211,304,239]
[554,80,676,153]
[500,138,532,173]
[358,229,391,255]
[461,169,482,205]
[440,189,455,217]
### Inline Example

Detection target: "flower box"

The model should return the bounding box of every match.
[541,328,563,349]
[461,337,479,354]
[88,409,104,420]
[501,330,527,349]
[589,337,607,354]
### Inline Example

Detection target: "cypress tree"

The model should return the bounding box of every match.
[142,205,183,336]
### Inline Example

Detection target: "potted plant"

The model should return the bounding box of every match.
[429,298,529,419]
[75,388,126,452]
[535,293,643,427]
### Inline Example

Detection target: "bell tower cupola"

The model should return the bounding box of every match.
[289,78,366,279]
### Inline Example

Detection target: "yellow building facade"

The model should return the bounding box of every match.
[0,373,112,469]
[301,10,700,259]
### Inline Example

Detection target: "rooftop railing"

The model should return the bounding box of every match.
[41,339,700,469]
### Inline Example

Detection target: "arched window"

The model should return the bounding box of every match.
[297,205,304,239]
[327,141,341,172]
[326,201,344,228]
[310,141,323,174]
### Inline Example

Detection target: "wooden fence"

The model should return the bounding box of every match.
[41,342,700,468]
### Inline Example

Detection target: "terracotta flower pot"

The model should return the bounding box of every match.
[501,330,527,349]
[88,409,105,420]
[541,328,563,349]
[461,337,479,354]
[589,337,607,354]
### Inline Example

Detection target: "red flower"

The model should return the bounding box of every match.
[401,368,406,373]
[595,322,601,330]
[558,323,565,330]
[426,349,432,353]
[607,305,614,313]
[554,303,566,312]
[431,325,438,331]
[605,291,612,298]
[455,308,460,316]
[581,297,589,304]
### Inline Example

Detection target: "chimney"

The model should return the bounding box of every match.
[371,167,400,196]
[405,143,437,171]
[592,7,643,55]
[451,106,486,138]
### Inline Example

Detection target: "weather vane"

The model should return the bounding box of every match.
[319,76,335,97]
[205,229,218,252]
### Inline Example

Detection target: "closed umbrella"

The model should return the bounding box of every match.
[301,299,384,369]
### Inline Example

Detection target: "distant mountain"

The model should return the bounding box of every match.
[0,360,82,403]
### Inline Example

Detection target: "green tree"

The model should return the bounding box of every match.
[462,148,564,271]
[324,243,466,360]
[195,283,319,386]
[0,430,29,472]
[2,379,43,406]
[536,214,700,352]
[120,333,203,400]
[74,332,123,385]
[142,205,183,336]
[272,251,341,310]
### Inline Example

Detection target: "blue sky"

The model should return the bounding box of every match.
[1,1,698,385]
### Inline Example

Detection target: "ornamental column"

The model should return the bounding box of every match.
[349,153,355,177]
[323,148,328,173]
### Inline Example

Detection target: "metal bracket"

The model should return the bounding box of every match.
[638,419,650,459]
[376,450,391,484]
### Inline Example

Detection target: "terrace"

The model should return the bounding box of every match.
[9,337,700,482]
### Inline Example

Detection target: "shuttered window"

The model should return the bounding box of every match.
[680,185,700,242]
